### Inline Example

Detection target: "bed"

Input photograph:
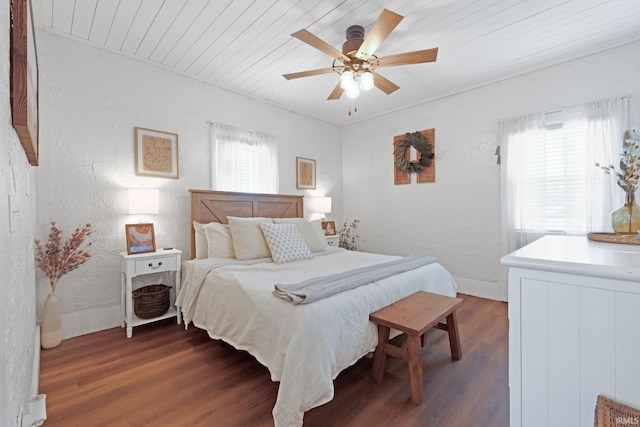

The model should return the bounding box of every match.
[177,190,458,427]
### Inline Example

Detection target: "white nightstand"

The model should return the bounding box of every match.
[325,235,339,246]
[120,249,182,338]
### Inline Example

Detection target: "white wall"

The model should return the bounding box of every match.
[1,0,38,424]
[35,31,343,339]
[342,40,640,300]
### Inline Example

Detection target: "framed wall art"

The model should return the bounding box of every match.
[125,223,156,255]
[296,157,316,189]
[10,0,39,166]
[135,127,179,179]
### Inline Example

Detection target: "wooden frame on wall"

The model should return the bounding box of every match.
[10,0,39,166]
[296,157,316,189]
[125,223,156,255]
[417,128,435,184]
[135,127,179,179]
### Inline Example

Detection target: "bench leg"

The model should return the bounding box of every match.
[372,324,390,383]
[446,311,462,360]
[407,334,424,404]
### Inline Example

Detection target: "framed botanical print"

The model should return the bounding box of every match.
[296,157,316,189]
[135,127,179,179]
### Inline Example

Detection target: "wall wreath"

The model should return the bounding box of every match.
[394,131,434,173]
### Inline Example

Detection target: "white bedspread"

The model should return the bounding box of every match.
[177,248,458,427]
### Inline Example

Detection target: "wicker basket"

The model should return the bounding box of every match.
[595,394,640,427]
[132,284,171,319]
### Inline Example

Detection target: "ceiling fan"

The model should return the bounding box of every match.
[283,9,438,100]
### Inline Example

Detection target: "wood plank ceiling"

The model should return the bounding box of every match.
[33,0,640,126]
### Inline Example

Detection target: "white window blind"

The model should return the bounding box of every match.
[210,122,279,194]
[513,110,588,234]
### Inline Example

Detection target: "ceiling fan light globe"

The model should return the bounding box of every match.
[346,85,360,99]
[360,71,374,90]
[340,70,354,89]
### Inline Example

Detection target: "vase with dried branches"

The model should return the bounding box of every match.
[596,129,640,234]
[35,222,92,348]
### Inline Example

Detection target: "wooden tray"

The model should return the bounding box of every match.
[587,232,640,245]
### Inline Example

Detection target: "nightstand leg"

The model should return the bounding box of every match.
[120,272,126,328]
[125,276,133,338]
[174,269,182,325]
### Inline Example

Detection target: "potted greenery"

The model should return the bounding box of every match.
[35,222,92,349]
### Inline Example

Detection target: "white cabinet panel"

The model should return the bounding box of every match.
[579,287,616,425]
[520,279,549,427]
[548,283,580,427]
[616,292,640,405]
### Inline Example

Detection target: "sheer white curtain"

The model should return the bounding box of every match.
[500,112,546,253]
[499,96,628,297]
[210,122,279,194]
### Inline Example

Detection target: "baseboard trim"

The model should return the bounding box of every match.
[454,276,505,301]
[32,325,40,396]
[61,305,121,339]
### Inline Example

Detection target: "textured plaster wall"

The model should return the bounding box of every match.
[1,0,38,424]
[35,31,343,338]
[342,40,640,300]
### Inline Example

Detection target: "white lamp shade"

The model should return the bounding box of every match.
[316,197,332,214]
[128,188,159,215]
[360,71,374,91]
[308,196,332,214]
[346,84,360,99]
[340,70,354,89]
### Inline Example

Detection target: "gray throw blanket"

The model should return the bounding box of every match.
[273,255,437,304]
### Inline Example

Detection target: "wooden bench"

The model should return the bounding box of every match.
[369,291,464,404]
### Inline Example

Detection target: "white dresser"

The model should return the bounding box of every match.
[502,236,640,427]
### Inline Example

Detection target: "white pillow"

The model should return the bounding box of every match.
[193,222,209,259]
[259,223,313,264]
[205,223,235,258]
[273,218,326,252]
[310,220,331,248]
[227,216,273,260]
[193,222,235,258]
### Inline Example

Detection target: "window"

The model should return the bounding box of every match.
[500,97,627,251]
[210,122,279,194]
[509,110,589,234]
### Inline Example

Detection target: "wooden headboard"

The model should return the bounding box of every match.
[189,189,304,259]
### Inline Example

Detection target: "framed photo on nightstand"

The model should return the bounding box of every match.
[321,220,336,236]
[125,223,156,254]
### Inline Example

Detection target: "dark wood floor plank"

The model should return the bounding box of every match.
[40,294,508,426]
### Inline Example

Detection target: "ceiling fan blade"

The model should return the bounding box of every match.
[372,71,399,95]
[291,29,351,63]
[371,48,439,69]
[283,67,340,80]
[356,9,403,61]
[327,82,344,100]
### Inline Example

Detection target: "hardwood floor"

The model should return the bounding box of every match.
[39,294,508,426]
